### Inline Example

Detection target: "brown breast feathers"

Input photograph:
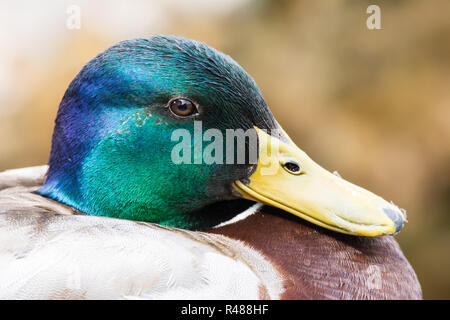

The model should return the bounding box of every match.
[209,205,422,300]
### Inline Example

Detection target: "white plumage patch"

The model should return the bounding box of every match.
[0,165,284,299]
[0,208,283,299]
[213,202,263,228]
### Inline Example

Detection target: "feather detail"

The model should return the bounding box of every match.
[0,166,283,299]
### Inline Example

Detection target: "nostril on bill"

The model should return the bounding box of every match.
[383,207,404,234]
[280,159,302,175]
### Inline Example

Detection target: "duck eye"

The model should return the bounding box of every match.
[168,98,198,117]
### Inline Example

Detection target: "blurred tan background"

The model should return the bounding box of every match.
[0,0,449,299]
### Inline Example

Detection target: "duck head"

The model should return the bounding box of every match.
[38,35,405,236]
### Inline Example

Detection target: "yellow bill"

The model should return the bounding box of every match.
[233,127,406,236]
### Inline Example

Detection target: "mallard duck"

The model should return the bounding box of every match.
[0,35,421,299]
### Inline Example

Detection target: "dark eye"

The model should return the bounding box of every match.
[168,98,198,117]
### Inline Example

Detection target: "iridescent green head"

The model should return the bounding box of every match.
[38,35,277,230]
